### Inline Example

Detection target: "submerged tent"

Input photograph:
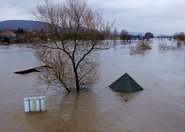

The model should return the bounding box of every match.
[109,73,144,92]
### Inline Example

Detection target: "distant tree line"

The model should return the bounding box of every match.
[15,28,49,43]
[173,32,185,42]
[119,30,154,42]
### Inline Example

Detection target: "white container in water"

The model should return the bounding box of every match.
[24,96,46,112]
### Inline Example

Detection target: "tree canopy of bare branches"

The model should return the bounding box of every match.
[34,0,111,92]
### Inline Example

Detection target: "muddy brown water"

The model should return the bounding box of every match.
[0,40,184,132]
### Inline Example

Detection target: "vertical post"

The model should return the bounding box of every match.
[36,98,42,112]
[26,99,31,112]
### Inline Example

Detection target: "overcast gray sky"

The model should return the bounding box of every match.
[0,0,184,35]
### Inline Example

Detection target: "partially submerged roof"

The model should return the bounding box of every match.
[14,66,48,74]
[0,30,16,35]
[109,73,144,93]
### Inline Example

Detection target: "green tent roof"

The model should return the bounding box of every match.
[109,73,144,92]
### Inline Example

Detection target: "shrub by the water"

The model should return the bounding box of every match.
[129,41,152,55]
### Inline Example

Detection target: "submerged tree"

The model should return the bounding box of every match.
[120,30,133,42]
[173,32,185,42]
[143,32,154,40]
[34,0,111,92]
[129,41,152,55]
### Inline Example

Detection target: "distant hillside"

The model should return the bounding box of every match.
[0,20,48,31]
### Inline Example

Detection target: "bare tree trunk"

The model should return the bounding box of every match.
[74,68,80,92]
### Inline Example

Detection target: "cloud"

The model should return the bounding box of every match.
[0,0,185,34]
[89,0,185,34]
[0,0,38,20]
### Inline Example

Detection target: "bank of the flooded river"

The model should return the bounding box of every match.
[0,40,184,132]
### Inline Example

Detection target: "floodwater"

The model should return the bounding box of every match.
[0,40,184,132]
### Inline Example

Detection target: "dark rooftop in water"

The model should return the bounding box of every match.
[109,73,144,93]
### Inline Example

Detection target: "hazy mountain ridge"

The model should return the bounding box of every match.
[0,20,47,31]
[0,20,151,36]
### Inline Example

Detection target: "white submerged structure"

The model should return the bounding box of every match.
[24,96,46,112]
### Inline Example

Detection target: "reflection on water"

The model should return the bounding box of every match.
[0,40,185,132]
[118,93,138,102]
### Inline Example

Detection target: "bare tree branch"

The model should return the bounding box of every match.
[34,0,112,92]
